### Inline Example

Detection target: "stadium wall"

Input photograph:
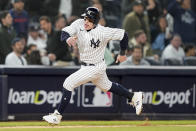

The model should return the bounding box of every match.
[0,66,196,120]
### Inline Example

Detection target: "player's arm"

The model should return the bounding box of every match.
[61,31,77,47]
[116,32,128,63]
[61,19,82,47]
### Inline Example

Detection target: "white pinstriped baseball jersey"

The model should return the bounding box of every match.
[62,19,125,92]
[62,19,125,64]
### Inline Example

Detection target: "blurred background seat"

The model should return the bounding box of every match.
[184,57,196,66]
[144,58,162,66]
[164,58,183,66]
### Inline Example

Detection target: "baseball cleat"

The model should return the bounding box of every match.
[130,92,143,115]
[43,110,62,125]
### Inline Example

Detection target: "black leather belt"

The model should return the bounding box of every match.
[81,62,95,66]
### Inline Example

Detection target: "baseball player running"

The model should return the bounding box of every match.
[43,7,143,125]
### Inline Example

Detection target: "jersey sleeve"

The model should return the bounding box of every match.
[62,19,82,36]
[104,27,125,41]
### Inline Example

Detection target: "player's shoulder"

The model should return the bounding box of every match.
[71,18,84,25]
[96,24,111,32]
[97,25,125,32]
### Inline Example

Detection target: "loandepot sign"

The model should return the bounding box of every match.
[7,88,196,108]
[8,88,62,107]
[143,89,193,108]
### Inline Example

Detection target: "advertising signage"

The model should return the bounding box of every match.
[7,75,119,114]
[0,66,195,120]
[121,76,196,113]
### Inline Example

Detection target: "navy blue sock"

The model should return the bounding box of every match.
[57,88,72,114]
[108,82,133,100]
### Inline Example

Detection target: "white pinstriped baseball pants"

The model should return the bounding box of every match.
[63,61,112,92]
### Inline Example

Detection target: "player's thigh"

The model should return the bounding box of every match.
[63,66,99,91]
[92,72,112,92]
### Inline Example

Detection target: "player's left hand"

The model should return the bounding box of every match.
[116,55,127,63]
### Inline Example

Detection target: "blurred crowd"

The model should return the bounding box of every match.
[0,0,196,66]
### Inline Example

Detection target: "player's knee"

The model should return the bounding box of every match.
[63,80,74,91]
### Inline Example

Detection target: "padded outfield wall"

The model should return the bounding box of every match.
[0,65,196,120]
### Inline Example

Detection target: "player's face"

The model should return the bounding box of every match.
[84,17,94,30]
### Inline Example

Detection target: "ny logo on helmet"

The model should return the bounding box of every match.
[87,11,92,15]
[90,38,100,48]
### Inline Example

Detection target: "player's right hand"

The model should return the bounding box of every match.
[116,55,127,63]
[66,36,77,47]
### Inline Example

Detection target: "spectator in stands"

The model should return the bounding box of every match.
[184,44,196,57]
[28,50,42,65]
[41,0,61,21]
[17,32,28,54]
[121,0,135,19]
[144,0,162,28]
[9,0,29,36]
[27,22,47,52]
[158,0,170,14]
[58,0,72,19]
[120,45,150,66]
[25,44,37,63]
[151,15,170,56]
[92,2,106,26]
[97,0,122,27]
[24,0,45,22]
[129,30,152,57]
[39,16,72,65]
[122,0,151,42]
[72,0,90,17]
[0,10,16,64]
[5,37,27,66]
[25,44,42,65]
[167,0,196,44]
[126,45,134,57]
[161,34,185,64]
[55,15,67,31]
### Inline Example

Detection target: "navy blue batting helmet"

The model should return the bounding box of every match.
[81,7,100,25]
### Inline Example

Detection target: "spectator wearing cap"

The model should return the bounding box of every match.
[5,37,27,66]
[27,23,47,52]
[122,0,151,42]
[0,10,16,64]
[168,0,196,44]
[9,0,29,36]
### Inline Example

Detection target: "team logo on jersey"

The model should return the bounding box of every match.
[90,38,100,48]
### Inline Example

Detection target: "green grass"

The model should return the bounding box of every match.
[0,120,196,126]
[0,127,196,131]
[0,120,196,131]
